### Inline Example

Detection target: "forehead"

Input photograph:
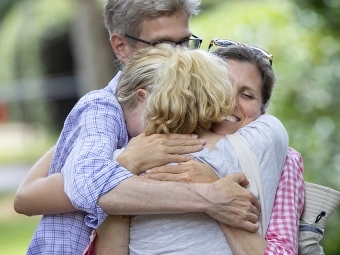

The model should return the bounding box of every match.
[227,60,262,92]
[139,9,191,42]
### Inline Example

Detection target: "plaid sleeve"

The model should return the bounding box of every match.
[264,147,305,255]
[62,93,133,228]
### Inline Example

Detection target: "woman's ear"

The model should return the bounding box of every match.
[110,33,133,63]
[136,89,149,101]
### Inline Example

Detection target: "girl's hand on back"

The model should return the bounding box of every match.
[144,159,220,183]
[116,133,206,175]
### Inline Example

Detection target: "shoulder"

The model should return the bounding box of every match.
[287,146,302,159]
[285,147,304,174]
[69,87,122,120]
[239,114,288,146]
[62,86,124,134]
[237,114,289,171]
[79,88,119,107]
[247,114,286,134]
[74,72,121,112]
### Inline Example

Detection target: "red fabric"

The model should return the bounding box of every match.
[83,230,97,255]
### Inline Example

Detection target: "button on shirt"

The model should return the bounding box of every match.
[27,72,134,254]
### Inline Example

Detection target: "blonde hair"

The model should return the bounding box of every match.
[116,44,234,136]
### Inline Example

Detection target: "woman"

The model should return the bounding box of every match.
[13,44,300,254]
[144,45,304,254]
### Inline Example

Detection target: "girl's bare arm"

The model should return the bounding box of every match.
[13,146,75,216]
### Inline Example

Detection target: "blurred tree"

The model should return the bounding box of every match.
[288,1,340,253]
[71,0,115,97]
[0,0,115,132]
[295,0,340,34]
[0,0,23,23]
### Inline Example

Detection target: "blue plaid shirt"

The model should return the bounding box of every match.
[27,72,134,254]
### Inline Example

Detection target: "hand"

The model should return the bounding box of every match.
[116,133,206,175]
[202,172,260,233]
[144,159,220,183]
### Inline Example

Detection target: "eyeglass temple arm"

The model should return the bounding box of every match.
[124,34,153,46]
[207,41,215,51]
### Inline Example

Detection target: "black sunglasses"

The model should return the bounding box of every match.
[208,39,273,66]
[124,34,202,50]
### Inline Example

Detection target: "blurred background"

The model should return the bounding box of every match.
[0,0,339,254]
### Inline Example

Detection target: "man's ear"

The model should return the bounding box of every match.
[136,89,149,101]
[110,33,132,63]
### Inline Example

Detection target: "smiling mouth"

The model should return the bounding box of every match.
[225,115,240,123]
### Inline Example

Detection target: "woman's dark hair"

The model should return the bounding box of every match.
[212,45,275,111]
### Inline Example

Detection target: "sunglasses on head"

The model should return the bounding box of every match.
[208,39,273,66]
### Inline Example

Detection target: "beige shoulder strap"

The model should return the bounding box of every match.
[226,132,266,236]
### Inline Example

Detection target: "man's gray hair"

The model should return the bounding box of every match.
[103,0,201,37]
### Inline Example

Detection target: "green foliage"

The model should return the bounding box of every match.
[295,0,340,33]
[0,0,75,82]
[0,193,41,255]
[0,216,40,255]
[0,0,24,23]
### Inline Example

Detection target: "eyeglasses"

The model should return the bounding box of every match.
[124,34,202,50]
[208,39,273,66]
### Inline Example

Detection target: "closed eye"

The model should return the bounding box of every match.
[240,92,254,100]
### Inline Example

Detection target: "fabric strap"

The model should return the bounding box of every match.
[226,132,266,236]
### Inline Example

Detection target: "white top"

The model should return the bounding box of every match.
[118,114,288,255]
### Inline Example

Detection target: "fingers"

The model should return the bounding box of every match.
[205,175,262,232]
[140,134,206,160]
[132,133,205,148]
[121,133,206,172]
[248,210,259,224]
[145,165,190,182]
[149,134,206,147]
[145,162,219,184]
[251,205,260,219]
[153,151,197,165]
[250,194,261,215]
[165,146,203,155]
[207,209,259,233]
[145,165,181,182]
[221,174,260,213]
[227,172,249,187]
[241,221,259,233]
[161,133,199,139]
[146,165,184,175]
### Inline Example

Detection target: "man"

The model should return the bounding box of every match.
[24,1,260,254]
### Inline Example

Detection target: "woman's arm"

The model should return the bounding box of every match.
[92,216,130,255]
[13,146,75,216]
[219,223,266,255]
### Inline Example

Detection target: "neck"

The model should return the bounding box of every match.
[200,129,225,151]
